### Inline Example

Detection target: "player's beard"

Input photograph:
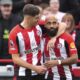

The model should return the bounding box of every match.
[46,27,58,37]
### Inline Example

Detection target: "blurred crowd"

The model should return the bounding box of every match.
[0,0,80,65]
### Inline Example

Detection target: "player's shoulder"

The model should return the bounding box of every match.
[61,32,74,43]
[9,24,21,36]
[63,32,72,37]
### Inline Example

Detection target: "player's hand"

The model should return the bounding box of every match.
[33,65,47,74]
[47,22,67,51]
[47,37,56,50]
[44,60,58,68]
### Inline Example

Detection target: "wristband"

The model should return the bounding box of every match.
[58,60,61,65]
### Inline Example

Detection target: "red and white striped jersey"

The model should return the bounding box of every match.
[44,32,77,80]
[9,24,42,76]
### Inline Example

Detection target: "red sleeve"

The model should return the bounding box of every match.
[69,41,77,55]
[8,31,18,54]
[67,35,77,55]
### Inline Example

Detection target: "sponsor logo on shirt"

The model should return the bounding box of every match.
[24,44,41,54]
[70,42,75,49]
[51,57,64,60]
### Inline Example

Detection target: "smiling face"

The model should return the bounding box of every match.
[28,14,40,26]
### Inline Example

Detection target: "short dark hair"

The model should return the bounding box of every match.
[23,4,40,16]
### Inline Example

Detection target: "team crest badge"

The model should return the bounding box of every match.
[10,40,14,47]
[9,40,16,50]
[57,43,62,48]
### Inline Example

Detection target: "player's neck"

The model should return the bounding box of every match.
[21,20,32,29]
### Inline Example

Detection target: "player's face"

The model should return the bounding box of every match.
[45,16,59,37]
[45,16,58,29]
[29,14,40,26]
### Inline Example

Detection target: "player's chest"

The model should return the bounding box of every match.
[45,38,66,51]
[17,29,42,47]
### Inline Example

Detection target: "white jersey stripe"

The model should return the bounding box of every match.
[28,30,38,75]
[49,48,60,80]
[28,30,38,65]
[17,32,26,76]
[59,38,72,80]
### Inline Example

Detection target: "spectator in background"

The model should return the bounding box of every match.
[12,0,47,14]
[49,0,65,22]
[62,13,75,34]
[12,0,80,24]
[37,0,80,24]
[39,0,66,23]
[42,7,51,17]
[38,3,49,15]
[40,6,51,22]
[0,0,22,59]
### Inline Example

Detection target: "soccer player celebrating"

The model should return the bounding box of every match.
[44,15,78,80]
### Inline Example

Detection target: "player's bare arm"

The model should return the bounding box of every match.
[44,53,78,68]
[60,53,78,65]
[12,54,47,74]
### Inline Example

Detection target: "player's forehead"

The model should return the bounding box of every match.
[46,15,57,23]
